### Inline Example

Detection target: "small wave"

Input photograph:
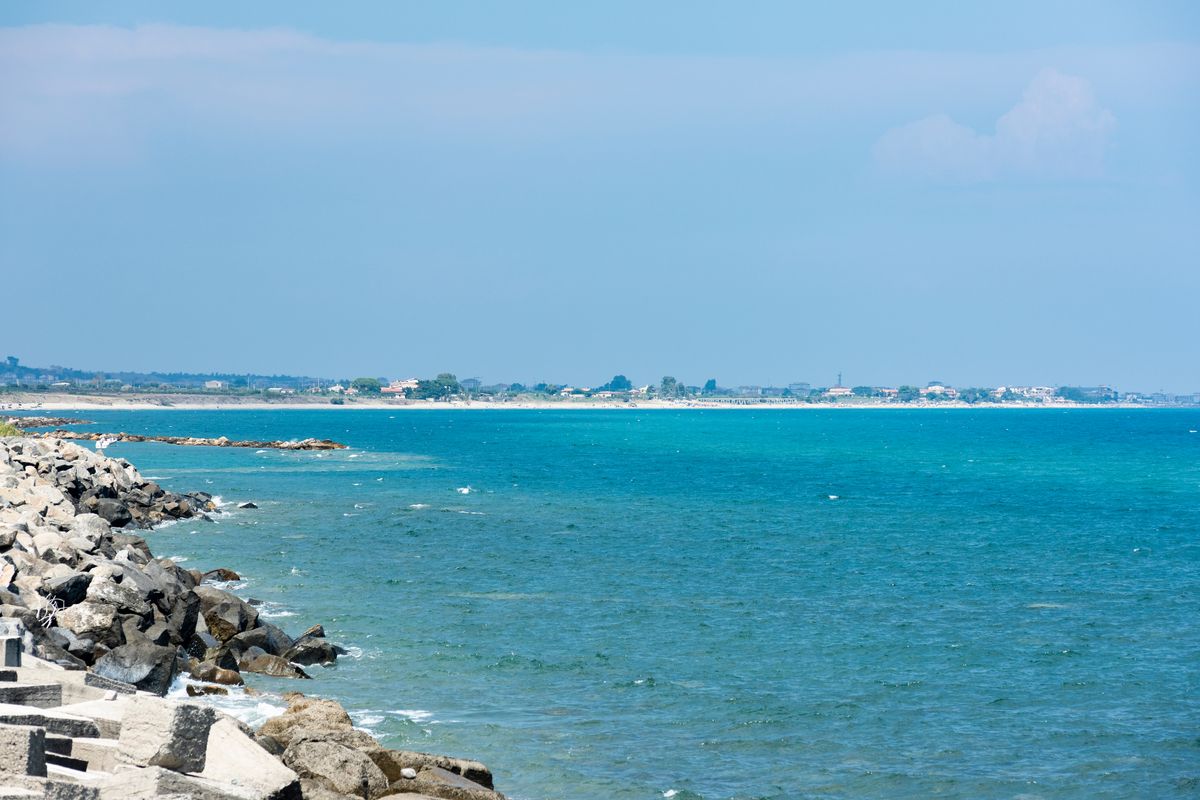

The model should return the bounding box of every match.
[440,509,485,515]
[352,482,362,486]
[342,645,365,659]
[391,709,435,723]
[167,675,286,728]
[408,503,430,510]
[164,555,188,563]
[210,495,231,509]
[353,503,371,509]
[256,449,268,454]
[827,494,839,500]
[351,711,384,729]
[456,486,473,494]
[256,600,296,619]
[152,518,187,530]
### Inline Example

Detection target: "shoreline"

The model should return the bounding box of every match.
[2,396,1166,412]
[0,435,508,798]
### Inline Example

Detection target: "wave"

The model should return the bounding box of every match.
[166,674,286,729]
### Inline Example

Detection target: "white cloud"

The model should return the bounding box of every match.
[0,25,1188,167]
[873,70,1116,181]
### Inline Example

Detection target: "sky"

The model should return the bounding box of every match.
[2,2,1198,391]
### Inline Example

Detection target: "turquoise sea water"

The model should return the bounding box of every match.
[43,409,1200,799]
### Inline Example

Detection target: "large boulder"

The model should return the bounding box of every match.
[55,600,118,639]
[92,641,180,695]
[86,577,152,616]
[284,638,340,666]
[93,498,132,528]
[42,571,93,606]
[369,750,494,790]
[230,621,294,657]
[240,650,310,680]
[282,739,388,800]
[194,586,259,642]
[258,694,354,747]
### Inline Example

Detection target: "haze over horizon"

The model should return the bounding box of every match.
[2,2,1198,391]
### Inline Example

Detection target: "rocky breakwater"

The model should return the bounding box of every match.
[0,435,508,799]
[43,431,346,451]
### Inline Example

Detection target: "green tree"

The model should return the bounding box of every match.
[508,383,526,393]
[896,385,920,402]
[660,376,678,397]
[351,377,382,394]
[702,378,718,395]
[604,374,632,391]
[852,386,874,397]
[412,373,461,400]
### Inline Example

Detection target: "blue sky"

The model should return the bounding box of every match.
[2,2,1198,391]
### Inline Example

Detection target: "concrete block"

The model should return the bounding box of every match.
[98,765,260,800]
[198,717,301,800]
[64,738,120,773]
[0,723,47,777]
[117,695,217,773]
[0,776,98,800]
[83,672,135,695]
[0,681,63,708]
[0,702,101,738]
[55,699,130,739]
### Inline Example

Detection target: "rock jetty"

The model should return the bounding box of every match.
[40,431,347,451]
[0,436,506,799]
[3,417,92,429]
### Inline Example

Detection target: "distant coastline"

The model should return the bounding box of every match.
[0,391,1178,412]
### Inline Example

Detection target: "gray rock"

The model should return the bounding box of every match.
[240,651,311,680]
[86,577,151,616]
[284,638,339,666]
[55,601,118,638]
[92,641,180,695]
[93,498,132,528]
[230,621,294,657]
[42,572,93,606]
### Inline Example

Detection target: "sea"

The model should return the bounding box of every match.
[40,408,1200,799]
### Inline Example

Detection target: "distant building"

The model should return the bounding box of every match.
[825,386,853,398]
[460,377,482,392]
[204,380,226,390]
[787,383,811,395]
[761,386,785,398]
[382,379,418,395]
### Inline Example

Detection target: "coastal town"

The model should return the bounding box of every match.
[1,357,1196,408]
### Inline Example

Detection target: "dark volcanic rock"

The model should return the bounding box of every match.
[42,572,93,606]
[92,641,180,695]
[94,498,133,527]
[284,638,340,667]
[231,622,294,657]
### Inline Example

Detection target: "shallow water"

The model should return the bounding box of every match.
[51,408,1200,799]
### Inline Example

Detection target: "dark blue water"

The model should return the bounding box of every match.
[47,409,1200,799]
